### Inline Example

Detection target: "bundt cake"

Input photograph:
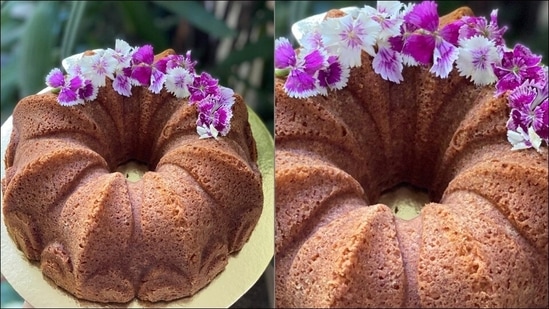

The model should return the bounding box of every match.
[1,40,263,303]
[274,1,548,308]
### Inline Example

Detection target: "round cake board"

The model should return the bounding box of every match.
[0,88,274,308]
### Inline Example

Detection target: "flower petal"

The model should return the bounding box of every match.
[112,74,132,97]
[45,68,65,88]
[430,39,459,78]
[275,37,297,69]
[132,44,154,65]
[284,68,318,98]
[404,0,438,31]
[532,99,548,141]
[131,66,152,86]
[165,67,193,98]
[402,33,435,65]
[317,55,350,91]
[301,48,328,74]
[372,45,404,83]
[149,68,166,94]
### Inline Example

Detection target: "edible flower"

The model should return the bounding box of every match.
[274,0,548,152]
[45,39,235,139]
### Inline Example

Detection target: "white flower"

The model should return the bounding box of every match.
[362,1,404,41]
[197,123,219,139]
[456,35,501,86]
[164,67,193,98]
[507,126,542,152]
[301,31,324,50]
[80,49,117,87]
[112,39,134,71]
[320,12,381,68]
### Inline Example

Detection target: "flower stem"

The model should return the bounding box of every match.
[275,68,290,77]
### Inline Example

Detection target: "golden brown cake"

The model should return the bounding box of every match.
[275,3,548,308]
[1,44,263,303]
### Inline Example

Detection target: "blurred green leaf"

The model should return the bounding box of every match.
[61,1,87,59]
[152,1,237,39]
[119,1,169,49]
[18,1,59,96]
[1,54,18,123]
[213,35,273,74]
[1,2,26,48]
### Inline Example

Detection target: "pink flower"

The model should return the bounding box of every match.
[45,68,65,88]
[196,86,235,139]
[57,75,98,106]
[317,55,350,94]
[458,9,507,46]
[493,44,545,96]
[507,79,549,144]
[189,72,219,103]
[397,1,459,78]
[130,44,167,94]
[275,37,330,98]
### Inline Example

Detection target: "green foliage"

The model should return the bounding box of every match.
[1,1,274,132]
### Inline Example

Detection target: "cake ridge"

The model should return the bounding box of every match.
[410,70,474,188]
[445,157,549,257]
[387,66,419,187]
[275,162,365,253]
[74,94,123,165]
[394,215,422,307]
[343,53,392,175]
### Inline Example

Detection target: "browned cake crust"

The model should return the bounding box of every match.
[2,78,263,303]
[275,7,548,308]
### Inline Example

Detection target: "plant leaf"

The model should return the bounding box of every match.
[18,1,59,96]
[210,35,273,75]
[118,1,169,49]
[152,1,236,39]
[61,1,87,59]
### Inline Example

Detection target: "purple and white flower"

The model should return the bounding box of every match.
[44,39,236,138]
[189,72,220,103]
[196,86,235,139]
[275,37,331,98]
[320,12,381,68]
[458,10,507,46]
[456,35,501,85]
[164,67,193,98]
[274,0,547,151]
[493,44,545,96]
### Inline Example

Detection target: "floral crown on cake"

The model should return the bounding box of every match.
[45,39,234,139]
[274,0,548,152]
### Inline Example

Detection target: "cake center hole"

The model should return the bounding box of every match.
[116,160,149,182]
[377,183,430,220]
